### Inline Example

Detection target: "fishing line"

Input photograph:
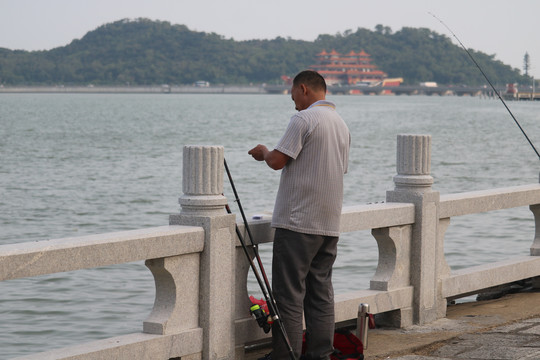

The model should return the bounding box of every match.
[429,12,540,160]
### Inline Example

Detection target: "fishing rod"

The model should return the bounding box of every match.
[223,158,296,360]
[429,12,540,161]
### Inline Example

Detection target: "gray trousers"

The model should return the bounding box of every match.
[271,228,339,360]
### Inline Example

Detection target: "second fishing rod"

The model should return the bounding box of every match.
[224,158,296,360]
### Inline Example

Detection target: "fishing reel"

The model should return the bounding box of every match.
[250,304,272,333]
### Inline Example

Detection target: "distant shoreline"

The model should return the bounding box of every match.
[0,85,270,94]
[0,84,511,97]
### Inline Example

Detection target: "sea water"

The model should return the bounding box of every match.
[1,93,540,358]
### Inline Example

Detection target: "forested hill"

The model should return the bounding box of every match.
[0,18,529,86]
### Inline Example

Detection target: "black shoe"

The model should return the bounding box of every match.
[257,353,272,360]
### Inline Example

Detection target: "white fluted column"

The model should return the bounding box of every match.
[179,145,227,215]
[393,134,433,190]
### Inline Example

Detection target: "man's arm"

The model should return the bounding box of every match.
[248,144,290,170]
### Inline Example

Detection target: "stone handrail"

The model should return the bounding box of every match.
[3,226,206,360]
[3,138,540,359]
[439,184,540,218]
[0,226,204,281]
[438,184,540,300]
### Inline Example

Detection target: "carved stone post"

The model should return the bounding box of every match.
[530,204,540,288]
[531,172,540,288]
[169,145,236,359]
[386,135,444,325]
[530,204,540,256]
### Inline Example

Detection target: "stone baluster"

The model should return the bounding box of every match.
[530,200,540,288]
[386,134,445,325]
[370,225,413,327]
[531,204,540,256]
[166,145,235,359]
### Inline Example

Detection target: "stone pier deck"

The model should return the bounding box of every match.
[245,291,540,360]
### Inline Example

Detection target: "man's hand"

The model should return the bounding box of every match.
[248,145,290,170]
[248,144,269,161]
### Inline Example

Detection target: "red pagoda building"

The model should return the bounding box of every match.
[310,50,387,86]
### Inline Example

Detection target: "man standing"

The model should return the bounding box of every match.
[248,70,350,360]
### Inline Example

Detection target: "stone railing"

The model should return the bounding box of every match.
[3,136,540,360]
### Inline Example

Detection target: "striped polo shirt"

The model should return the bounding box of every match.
[272,100,350,237]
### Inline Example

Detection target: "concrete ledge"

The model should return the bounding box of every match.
[232,203,415,247]
[442,256,540,298]
[340,203,415,232]
[439,184,540,218]
[235,218,274,246]
[334,287,414,322]
[13,328,203,360]
[0,226,204,281]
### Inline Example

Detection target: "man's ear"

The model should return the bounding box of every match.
[300,83,308,95]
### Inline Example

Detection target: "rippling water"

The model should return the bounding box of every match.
[1,93,540,358]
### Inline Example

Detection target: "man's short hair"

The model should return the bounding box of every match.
[293,70,327,93]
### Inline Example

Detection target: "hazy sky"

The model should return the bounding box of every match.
[1,0,538,78]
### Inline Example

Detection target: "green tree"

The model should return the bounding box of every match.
[0,18,530,86]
